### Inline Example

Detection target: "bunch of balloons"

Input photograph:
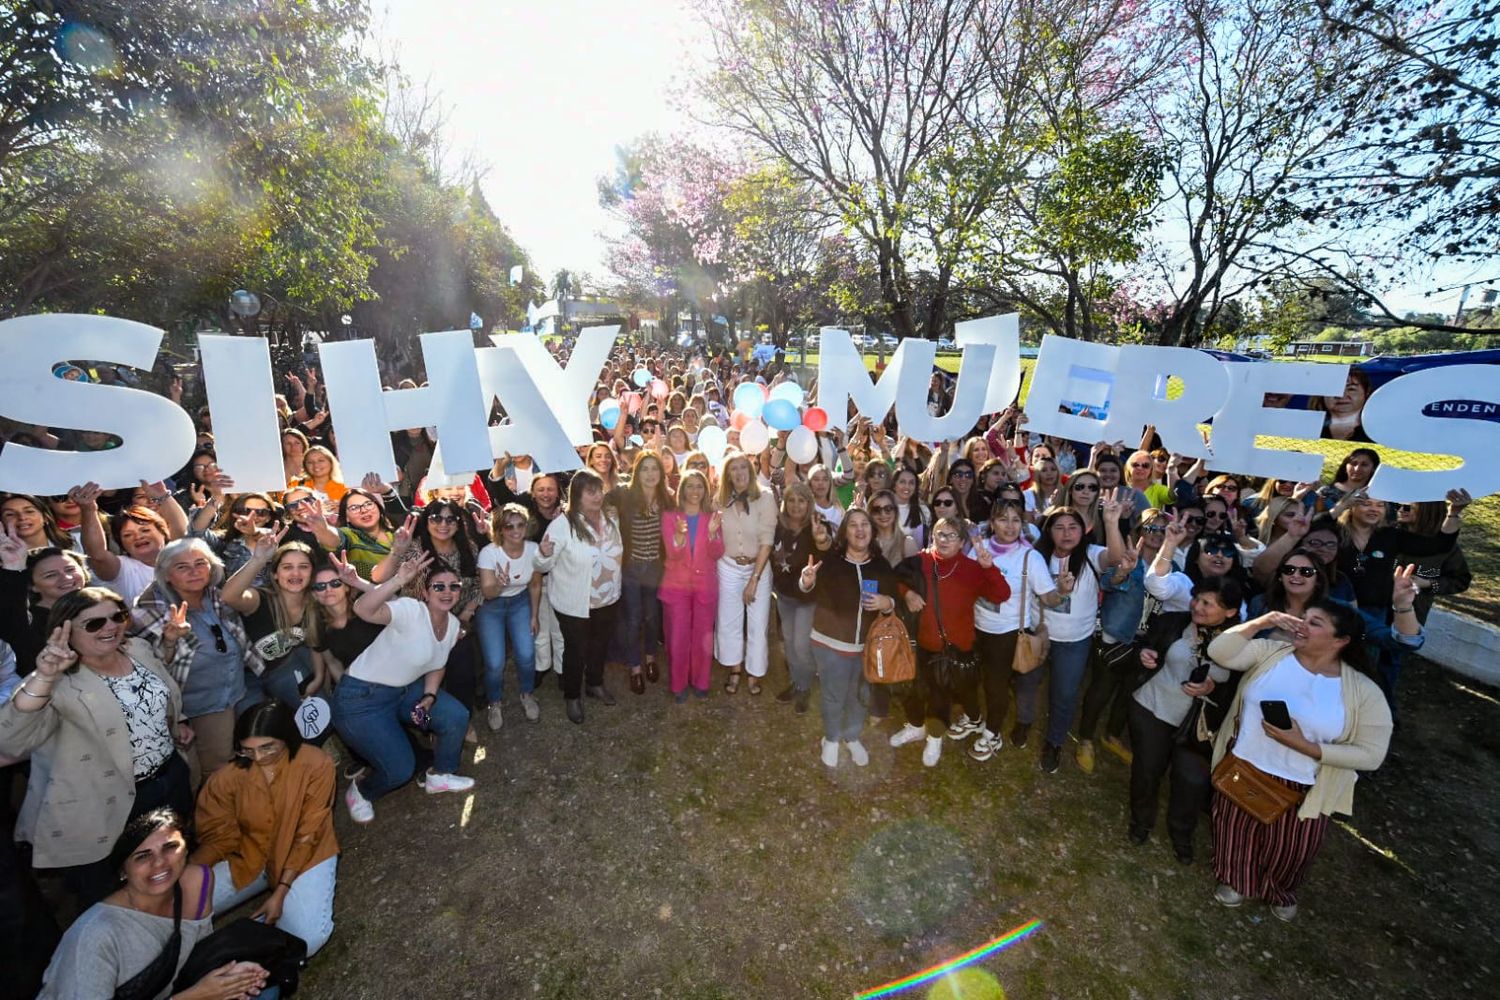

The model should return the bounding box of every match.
[719,380,828,464]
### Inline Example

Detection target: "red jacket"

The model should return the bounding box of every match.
[660,511,725,602]
[915,552,1009,653]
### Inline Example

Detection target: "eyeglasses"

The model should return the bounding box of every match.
[1204,510,1227,521]
[950,470,974,479]
[1201,544,1236,558]
[208,623,227,654]
[1071,483,1099,493]
[1396,504,1413,512]
[1141,524,1166,534]
[310,580,344,592]
[1301,538,1337,551]
[1181,515,1206,527]
[427,514,460,525]
[77,610,130,633]
[503,521,527,531]
[284,496,315,508]
[1279,565,1318,578]
[235,744,283,760]
[428,582,461,592]
[232,506,272,518]
[346,502,378,515]
[934,498,957,508]
[933,530,961,542]
[869,504,895,514]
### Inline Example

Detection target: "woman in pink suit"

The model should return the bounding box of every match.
[660,470,725,702]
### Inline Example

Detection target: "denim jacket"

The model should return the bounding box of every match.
[1099,560,1148,645]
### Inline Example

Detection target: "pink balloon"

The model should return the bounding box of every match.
[802,407,829,432]
[650,378,669,399]
[624,391,643,415]
[731,410,752,431]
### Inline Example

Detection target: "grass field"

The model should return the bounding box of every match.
[788,353,1500,622]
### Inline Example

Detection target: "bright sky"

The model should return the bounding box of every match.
[375,0,699,284]
[374,0,1491,321]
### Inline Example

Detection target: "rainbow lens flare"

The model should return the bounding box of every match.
[855,919,1044,999]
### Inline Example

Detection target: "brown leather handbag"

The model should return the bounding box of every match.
[1211,753,1305,824]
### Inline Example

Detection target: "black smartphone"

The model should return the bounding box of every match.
[1261,699,1292,729]
[1188,661,1211,685]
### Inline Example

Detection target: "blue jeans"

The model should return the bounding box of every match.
[775,593,815,692]
[475,592,535,702]
[211,855,338,956]
[332,676,468,799]
[1041,636,1095,749]
[616,560,662,669]
[812,644,867,743]
[236,646,314,715]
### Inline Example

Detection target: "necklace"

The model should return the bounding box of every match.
[933,557,959,581]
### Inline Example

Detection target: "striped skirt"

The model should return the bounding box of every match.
[1211,772,1328,907]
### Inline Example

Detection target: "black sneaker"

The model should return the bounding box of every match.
[1128,827,1149,845]
[794,691,810,714]
[1040,743,1061,774]
[776,685,796,703]
[1010,722,1031,749]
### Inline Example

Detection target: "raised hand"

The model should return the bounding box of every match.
[329,552,363,589]
[1100,488,1124,521]
[1055,568,1077,595]
[68,482,102,511]
[251,524,289,560]
[0,523,28,571]
[1260,610,1306,638]
[394,551,435,586]
[189,483,211,509]
[1113,546,1140,577]
[974,542,994,569]
[138,479,171,503]
[162,603,191,644]
[392,513,418,551]
[360,471,390,495]
[1162,516,1189,550]
[36,622,78,676]
[799,554,822,589]
[1284,511,1311,540]
[1446,488,1473,514]
[538,536,556,558]
[1392,563,1420,609]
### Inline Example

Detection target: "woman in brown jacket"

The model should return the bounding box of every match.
[192,700,339,955]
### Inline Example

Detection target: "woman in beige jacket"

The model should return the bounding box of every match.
[0,587,193,906]
[1205,588,1409,921]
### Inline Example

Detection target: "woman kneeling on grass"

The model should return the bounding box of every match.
[1205,584,1414,921]
[334,554,473,824]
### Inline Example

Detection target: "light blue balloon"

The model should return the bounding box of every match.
[633,368,652,388]
[599,399,622,430]
[763,398,801,431]
[769,382,804,407]
[732,382,765,418]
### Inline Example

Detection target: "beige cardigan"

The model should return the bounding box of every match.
[1206,630,1392,821]
[0,637,187,868]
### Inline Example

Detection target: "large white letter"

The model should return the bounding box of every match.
[1020,335,1119,443]
[1362,365,1500,501]
[320,330,493,482]
[198,335,285,492]
[1106,346,1229,459]
[816,328,905,428]
[495,326,618,446]
[892,340,997,442]
[473,344,584,473]
[1209,361,1350,483]
[953,313,1022,414]
[0,315,195,493]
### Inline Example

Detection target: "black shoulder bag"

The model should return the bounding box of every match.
[112,883,182,1000]
[926,559,977,692]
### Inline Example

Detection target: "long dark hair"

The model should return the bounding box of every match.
[1263,548,1331,612]
[1036,506,1093,581]
[337,488,395,538]
[231,701,304,769]
[626,449,674,514]
[1184,531,1250,588]
[1306,598,1374,677]
[2,493,79,549]
[565,468,607,544]
[413,500,479,578]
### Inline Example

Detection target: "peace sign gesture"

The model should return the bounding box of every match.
[1055,568,1077,595]
[251,524,289,561]
[974,541,995,569]
[0,523,27,572]
[394,551,435,587]
[328,551,364,590]
[1392,563,1420,609]
[1162,515,1189,551]
[161,603,191,644]
[1099,487,1124,520]
[799,554,823,589]
[36,622,78,676]
[392,513,418,552]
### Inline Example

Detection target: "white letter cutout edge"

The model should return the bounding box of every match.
[816,327,904,430]
[473,342,587,474]
[1209,361,1350,484]
[892,339,996,442]
[1362,364,1500,502]
[954,313,1022,415]
[319,330,493,483]
[493,325,619,446]
[0,314,196,494]
[198,335,286,493]
[1108,345,1229,459]
[1020,335,1120,445]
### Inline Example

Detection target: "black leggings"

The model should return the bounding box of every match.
[900,649,966,737]
[972,629,1021,732]
[1126,700,1212,849]
[1077,638,1137,742]
[555,600,620,699]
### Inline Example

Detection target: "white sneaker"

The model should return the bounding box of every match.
[820,739,840,768]
[922,736,943,767]
[520,693,540,722]
[421,770,475,794]
[968,730,1001,762]
[946,714,982,740]
[344,779,374,824]
[486,703,503,732]
[845,740,869,767]
[889,723,926,748]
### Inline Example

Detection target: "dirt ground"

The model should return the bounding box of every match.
[301,655,1500,1000]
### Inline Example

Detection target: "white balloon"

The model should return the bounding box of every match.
[786,425,818,465]
[739,418,770,455]
[698,425,728,466]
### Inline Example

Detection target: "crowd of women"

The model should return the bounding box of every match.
[0,336,1478,996]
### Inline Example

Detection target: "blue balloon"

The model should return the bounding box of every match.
[763,398,801,431]
[599,399,622,430]
[732,382,765,418]
[769,382,804,407]
[633,368,652,388]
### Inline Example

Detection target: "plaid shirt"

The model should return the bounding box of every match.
[132,583,263,685]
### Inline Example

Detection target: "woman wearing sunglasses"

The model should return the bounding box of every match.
[929,486,967,535]
[476,504,543,727]
[189,489,278,585]
[310,555,380,691]
[1248,549,1330,640]
[222,530,326,715]
[0,587,194,906]
[1064,471,1104,541]
[133,538,256,780]
[192,701,339,956]
[335,555,475,823]
[1393,501,1471,625]
[0,536,87,679]
[1148,521,1251,618]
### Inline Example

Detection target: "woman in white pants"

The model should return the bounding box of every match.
[714,452,777,694]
